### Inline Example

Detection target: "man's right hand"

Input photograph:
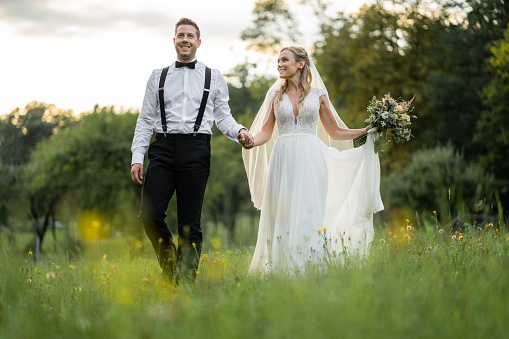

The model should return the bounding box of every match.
[131,163,144,185]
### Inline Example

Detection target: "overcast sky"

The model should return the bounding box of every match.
[0,0,369,115]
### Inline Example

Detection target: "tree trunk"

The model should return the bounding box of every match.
[8,229,15,253]
[34,231,41,261]
[32,211,52,260]
[227,219,236,245]
[51,213,57,242]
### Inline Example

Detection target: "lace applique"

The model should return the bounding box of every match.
[276,88,326,136]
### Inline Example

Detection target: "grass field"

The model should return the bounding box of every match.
[1,221,508,339]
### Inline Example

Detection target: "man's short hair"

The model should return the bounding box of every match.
[175,18,200,40]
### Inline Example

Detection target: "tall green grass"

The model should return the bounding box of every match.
[1,223,508,339]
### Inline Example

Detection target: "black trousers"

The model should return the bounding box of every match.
[140,133,210,280]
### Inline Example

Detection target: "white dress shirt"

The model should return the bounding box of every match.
[131,60,246,165]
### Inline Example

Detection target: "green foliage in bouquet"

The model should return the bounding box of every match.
[365,93,417,152]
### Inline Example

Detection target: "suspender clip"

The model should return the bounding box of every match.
[193,123,200,137]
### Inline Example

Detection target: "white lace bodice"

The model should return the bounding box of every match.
[276,87,326,136]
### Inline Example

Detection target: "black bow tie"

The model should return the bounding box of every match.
[175,60,197,69]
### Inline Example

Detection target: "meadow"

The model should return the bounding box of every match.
[1,220,508,339]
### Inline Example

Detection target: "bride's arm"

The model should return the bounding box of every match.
[252,106,276,147]
[319,96,370,140]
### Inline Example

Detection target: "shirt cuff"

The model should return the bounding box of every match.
[131,153,145,166]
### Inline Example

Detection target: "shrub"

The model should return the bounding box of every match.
[385,143,494,222]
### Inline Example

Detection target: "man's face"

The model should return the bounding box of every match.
[174,24,201,62]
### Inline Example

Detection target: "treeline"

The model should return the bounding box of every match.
[1,0,508,256]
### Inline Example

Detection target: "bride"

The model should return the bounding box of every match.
[242,46,384,274]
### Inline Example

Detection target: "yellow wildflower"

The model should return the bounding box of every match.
[433,211,437,215]
[318,229,322,233]
[203,254,208,258]
[226,251,230,254]
[195,271,200,275]
[28,250,33,256]
[406,219,409,223]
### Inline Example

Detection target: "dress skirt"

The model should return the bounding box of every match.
[249,133,383,274]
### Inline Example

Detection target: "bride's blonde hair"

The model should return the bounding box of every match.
[273,46,312,113]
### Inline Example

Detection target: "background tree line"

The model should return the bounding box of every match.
[1,0,507,256]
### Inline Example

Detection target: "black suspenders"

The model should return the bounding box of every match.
[158,65,212,137]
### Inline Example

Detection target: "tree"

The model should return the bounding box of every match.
[474,24,509,209]
[241,0,302,54]
[424,0,509,160]
[23,106,140,257]
[0,102,76,255]
[314,1,448,171]
[0,101,75,165]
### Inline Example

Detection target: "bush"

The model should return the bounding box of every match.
[385,143,494,222]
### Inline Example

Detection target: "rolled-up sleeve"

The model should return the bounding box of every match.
[212,71,246,142]
[131,69,159,165]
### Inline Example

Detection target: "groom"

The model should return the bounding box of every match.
[131,17,253,283]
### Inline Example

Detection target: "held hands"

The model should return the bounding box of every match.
[238,129,254,149]
[131,163,144,185]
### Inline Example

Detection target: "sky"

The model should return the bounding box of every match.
[0,0,369,115]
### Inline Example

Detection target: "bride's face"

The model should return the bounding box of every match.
[277,50,303,79]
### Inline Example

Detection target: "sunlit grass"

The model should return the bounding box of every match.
[1,221,508,338]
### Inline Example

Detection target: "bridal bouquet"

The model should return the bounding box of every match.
[365,93,416,152]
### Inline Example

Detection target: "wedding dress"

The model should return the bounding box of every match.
[242,60,384,274]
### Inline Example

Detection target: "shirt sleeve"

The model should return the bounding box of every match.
[131,69,159,165]
[212,70,246,142]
